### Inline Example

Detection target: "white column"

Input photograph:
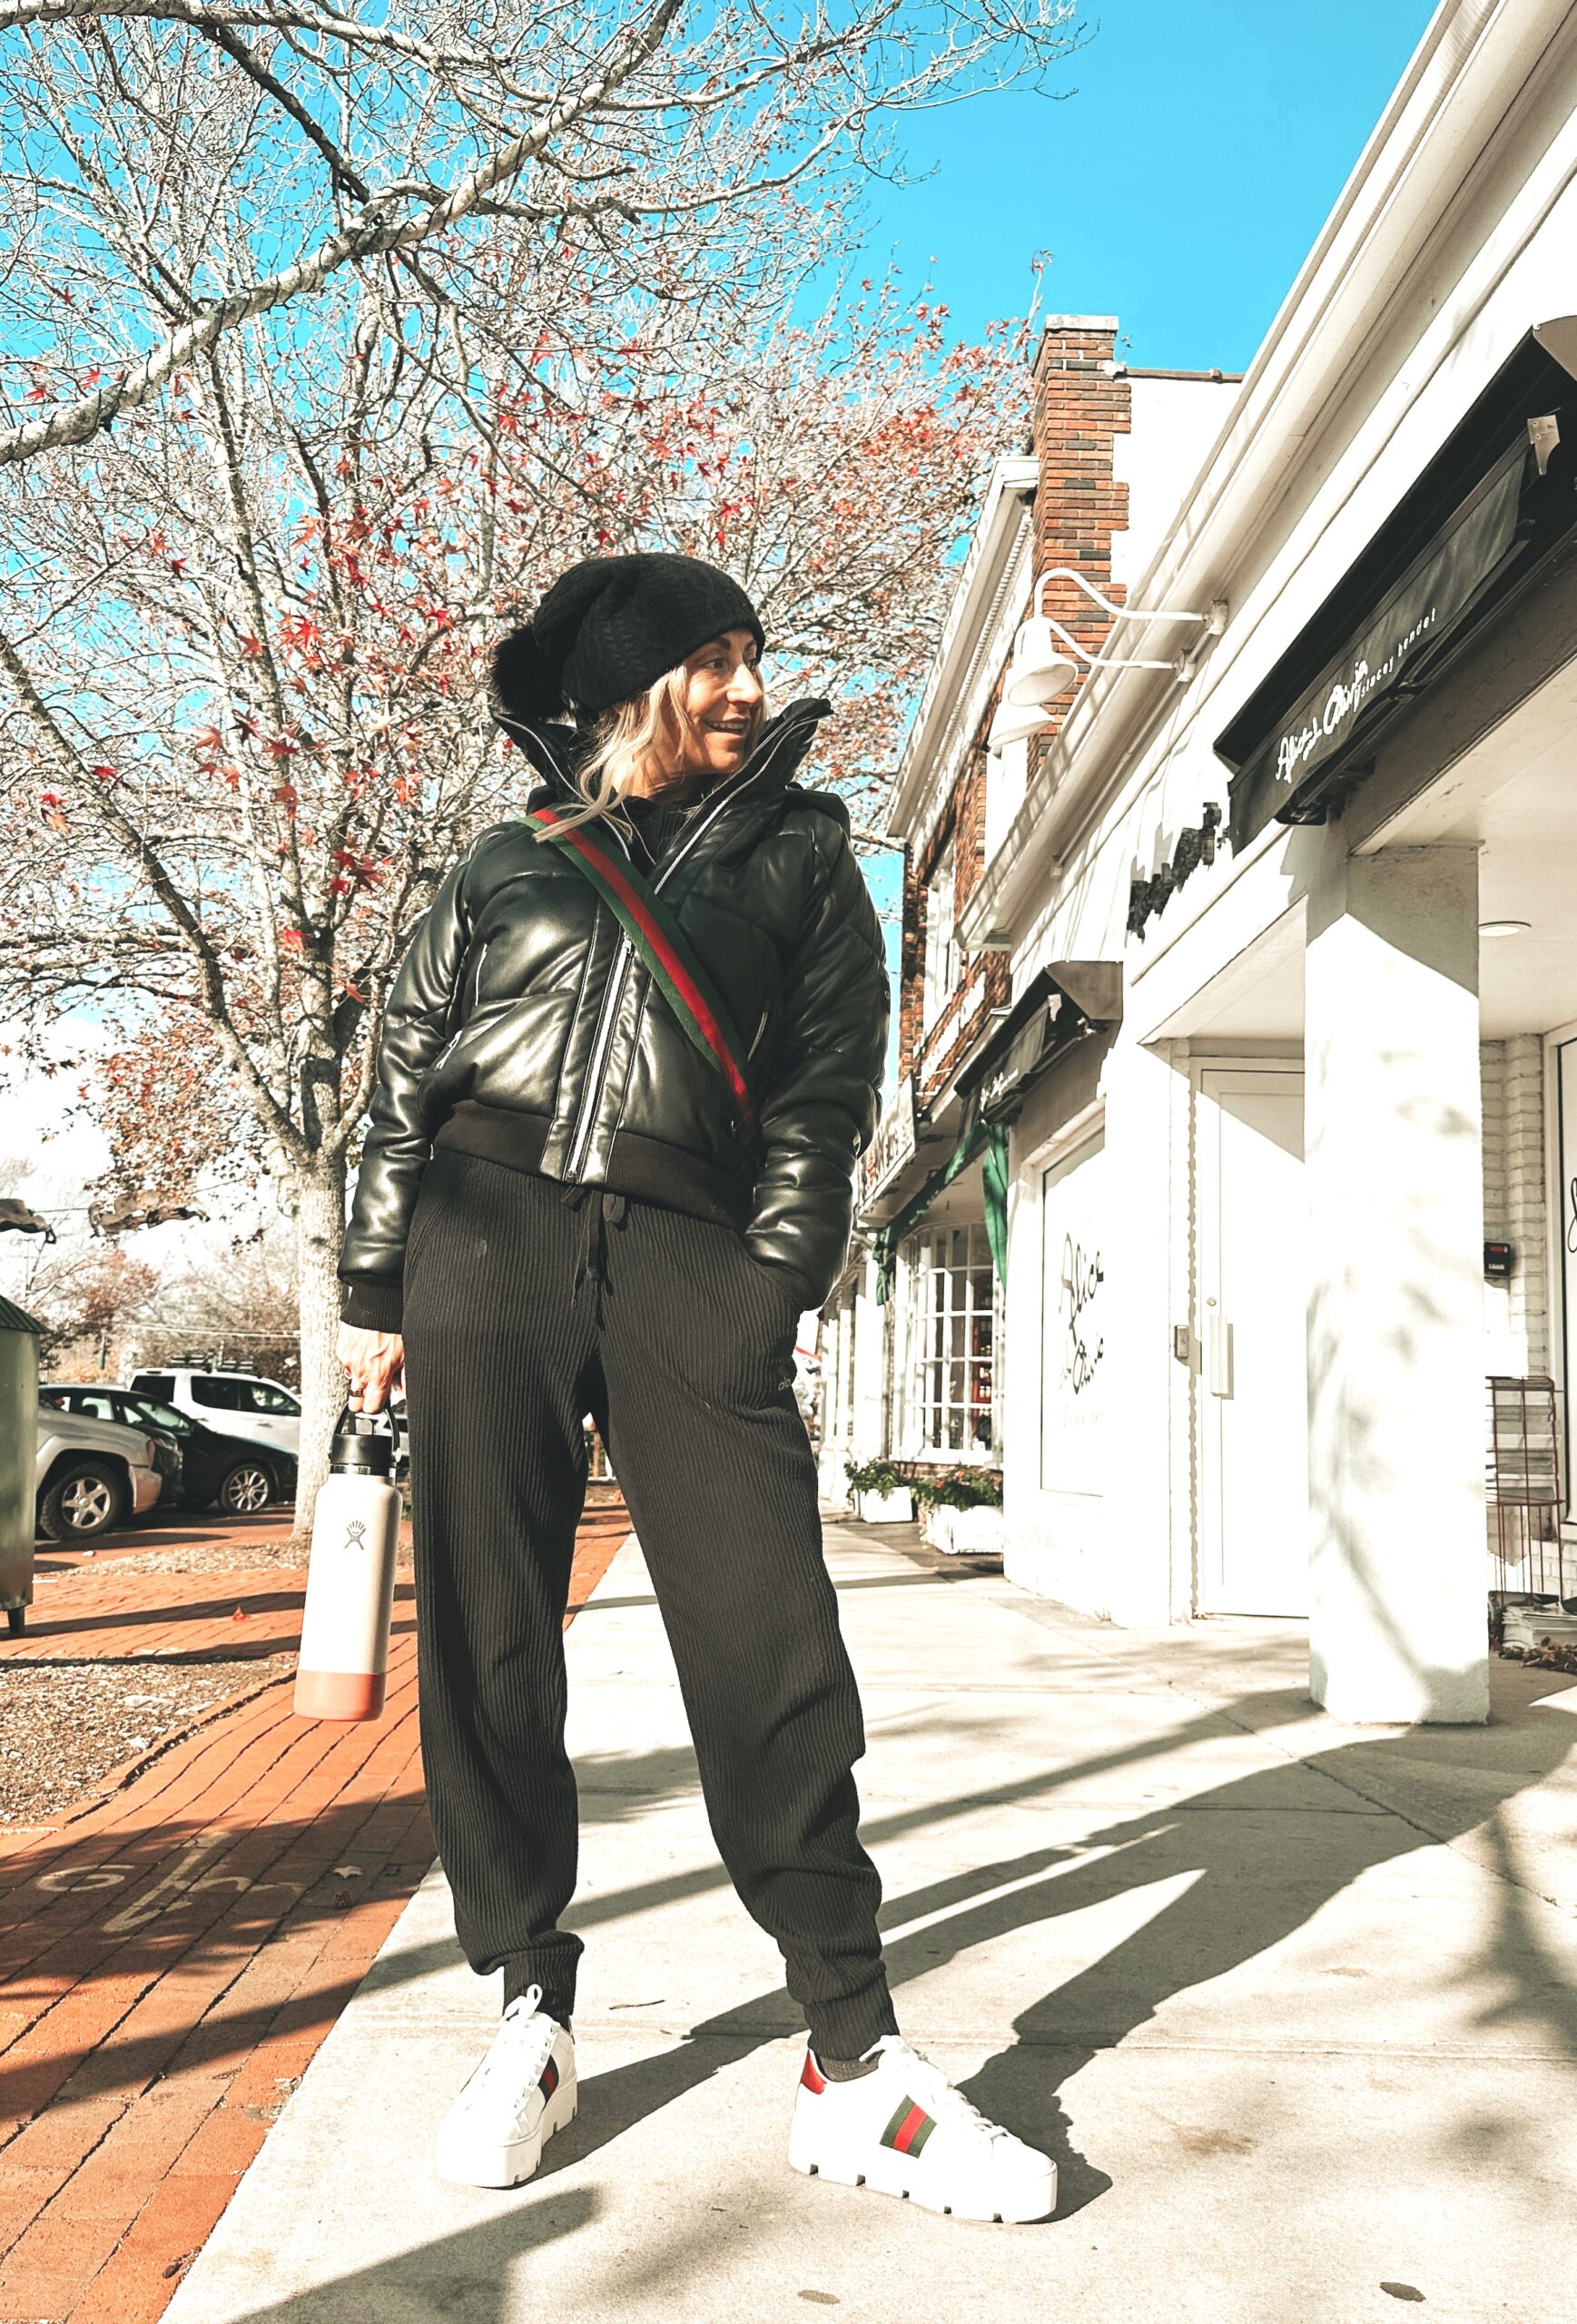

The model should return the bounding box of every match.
[1099,1036,1186,1627]
[853,1254,891,1463]
[1305,842,1488,1724]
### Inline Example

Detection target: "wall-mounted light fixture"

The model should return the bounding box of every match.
[987,569,1227,753]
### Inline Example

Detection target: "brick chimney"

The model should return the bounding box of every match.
[1026,316,1132,752]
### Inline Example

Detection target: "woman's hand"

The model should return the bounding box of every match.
[337,1322,405,1413]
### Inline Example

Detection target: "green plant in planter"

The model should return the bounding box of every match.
[911,1465,1003,1510]
[843,1456,909,1497]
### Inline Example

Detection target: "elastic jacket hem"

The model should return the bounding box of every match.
[338,1104,819,1334]
[434,1100,754,1230]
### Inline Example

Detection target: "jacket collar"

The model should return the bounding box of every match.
[496,696,833,809]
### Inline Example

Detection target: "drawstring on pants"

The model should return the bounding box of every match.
[559,1180,629,1316]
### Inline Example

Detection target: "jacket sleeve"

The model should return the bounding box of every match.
[337,855,475,1332]
[744,817,891,1310]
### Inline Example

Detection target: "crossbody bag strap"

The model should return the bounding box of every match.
[526,803,764,1156]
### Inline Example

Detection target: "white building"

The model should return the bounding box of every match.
[824,0,1577,1724]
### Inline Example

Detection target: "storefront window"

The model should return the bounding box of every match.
[896,1222,1000,1457]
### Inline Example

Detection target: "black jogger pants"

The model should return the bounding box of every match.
[399,1146,898,2060]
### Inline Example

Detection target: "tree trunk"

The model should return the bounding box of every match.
[294,1157,349,1545]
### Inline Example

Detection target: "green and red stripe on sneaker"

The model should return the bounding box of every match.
[539,2057,560,2101]
[881,2098,937,2157]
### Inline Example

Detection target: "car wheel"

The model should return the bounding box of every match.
[217,1460,275,1516]
[39,1460,128,1543]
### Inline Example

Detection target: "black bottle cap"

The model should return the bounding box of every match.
[330,1407,394,1476]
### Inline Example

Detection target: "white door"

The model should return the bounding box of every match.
[1196,1068,1308,1615]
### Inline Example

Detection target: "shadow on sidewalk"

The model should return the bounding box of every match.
[0,1774,435,2130]
[172,1658,1577,2322]
[7,1581,417,1655]
[533,1689,1577,2223]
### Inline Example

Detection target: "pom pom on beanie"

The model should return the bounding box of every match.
[488,627,565,722]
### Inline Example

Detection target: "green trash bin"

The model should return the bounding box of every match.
[0,1295,43,1638]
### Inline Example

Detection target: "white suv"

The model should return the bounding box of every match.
[127,1365,301,1460]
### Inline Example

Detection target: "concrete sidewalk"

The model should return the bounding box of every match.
[162,1520,1577,2324]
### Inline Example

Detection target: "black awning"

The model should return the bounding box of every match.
[1217,322,1577,852]
[954,961,1122,1124]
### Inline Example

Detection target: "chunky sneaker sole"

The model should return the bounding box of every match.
[788,2050,1056,2224]
[437,2054,577,2189]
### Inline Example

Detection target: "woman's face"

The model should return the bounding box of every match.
[662,628,764,783]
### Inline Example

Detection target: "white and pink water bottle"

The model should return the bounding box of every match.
[293,1407,402,1721]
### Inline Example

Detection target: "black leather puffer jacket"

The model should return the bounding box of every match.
[337,697,891,1332]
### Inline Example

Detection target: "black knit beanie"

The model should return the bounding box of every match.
[489,551,765,724]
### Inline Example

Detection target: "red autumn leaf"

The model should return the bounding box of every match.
[91,764,118,783]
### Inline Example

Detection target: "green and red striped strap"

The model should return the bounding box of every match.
[526,803,764,1153]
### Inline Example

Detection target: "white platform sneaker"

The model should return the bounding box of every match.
[788,2037,1056,2224]
[435,1984,577,2189]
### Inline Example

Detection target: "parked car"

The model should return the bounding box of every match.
[34,1404,165,1544]
[127,1364,301,1461]
[40,1384,296,1516]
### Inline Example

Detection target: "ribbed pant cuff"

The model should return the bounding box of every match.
[805,1977,899,2063]
[503,1956,577,2026]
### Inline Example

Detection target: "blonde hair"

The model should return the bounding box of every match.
[530,661,767,842]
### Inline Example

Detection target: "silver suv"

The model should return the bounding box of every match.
[35,1403,165,1544]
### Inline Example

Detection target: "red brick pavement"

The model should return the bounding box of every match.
[0,1500,630,2323]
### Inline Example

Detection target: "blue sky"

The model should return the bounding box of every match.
[842,0,1440,370]
[843,0,1441,1069]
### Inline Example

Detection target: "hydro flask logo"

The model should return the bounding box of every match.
[345,1518,368,1553]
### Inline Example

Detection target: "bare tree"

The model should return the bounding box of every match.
[132,1229,302,1384]
[0,1,1082,466]
[22,1240,161,1369]
[0,3,1071,1520]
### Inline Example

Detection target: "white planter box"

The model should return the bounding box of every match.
[922,1502,1004,1555]
[948,1503,1004,1554]
[854,1486,913,1524]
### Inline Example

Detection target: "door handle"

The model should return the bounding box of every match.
[1207,1312,1234,1399]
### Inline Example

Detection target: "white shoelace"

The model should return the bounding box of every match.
[461,1984,558,2121]
[862,2036,1013,2150]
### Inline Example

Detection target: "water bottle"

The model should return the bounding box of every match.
[293,1406,402,1722]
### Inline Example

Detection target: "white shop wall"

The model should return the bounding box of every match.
[1481,1037,1550,1379]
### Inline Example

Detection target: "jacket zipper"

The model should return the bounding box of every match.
[562,713,817,1180]
[427,940,490,1081]
[567,942,631,1176]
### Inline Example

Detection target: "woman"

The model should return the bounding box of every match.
[336,551,1054,2225]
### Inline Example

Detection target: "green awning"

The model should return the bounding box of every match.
[872,1088,1008,1305]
